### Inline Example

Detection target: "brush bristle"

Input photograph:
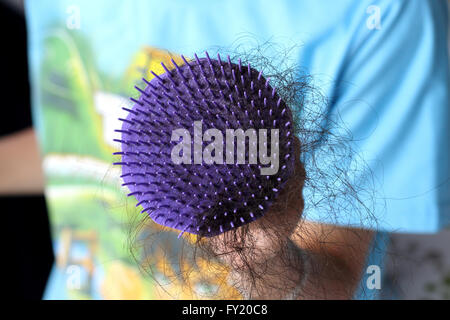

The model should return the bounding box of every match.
[114,52,295,237]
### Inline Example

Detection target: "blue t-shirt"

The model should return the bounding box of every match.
[25,0,449,300]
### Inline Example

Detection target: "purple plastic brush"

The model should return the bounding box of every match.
[114,52,295,237]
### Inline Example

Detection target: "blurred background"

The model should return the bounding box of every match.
[0,0,53,300]
[1,0,449,299]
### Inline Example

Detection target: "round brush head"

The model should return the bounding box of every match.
[114,52,295,237]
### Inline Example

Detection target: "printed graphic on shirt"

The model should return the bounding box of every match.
[38,27,241,299]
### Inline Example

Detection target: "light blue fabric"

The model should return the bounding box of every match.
[354,232,390,300]
[26,0,449,299]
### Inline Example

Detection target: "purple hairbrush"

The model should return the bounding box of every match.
[114,52,295,237]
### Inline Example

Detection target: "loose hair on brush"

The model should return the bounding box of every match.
[115,42,380,299]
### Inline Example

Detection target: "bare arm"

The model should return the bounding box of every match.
[210,137,374,299]
[219,220,373,300]
[221,222,373,300]
[0,127,45,195]
[290,221,374,299]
